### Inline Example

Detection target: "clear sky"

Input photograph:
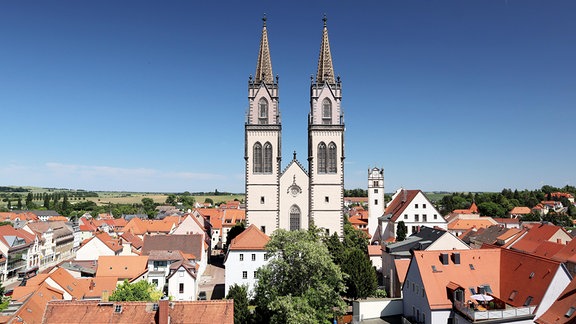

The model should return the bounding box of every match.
[1,1,575,193]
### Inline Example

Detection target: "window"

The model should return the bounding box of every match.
[529,272,535,279]
[325,196,329,203]
[253,142,262,173]
[434,214,438,220]
[374,189,378,193]
[373,180,379,187]
[263,142,272,173]
[290,205,301,231]
[423,214,427,222]
[565,307,576,318]
[404,214,408,219]
[115,305,122,313]
[469,288,477,295]
[415,204,419,208]
[328,142,337,173]
[318,142,327,173]
[258,98,268,124]
[254,271,257,278]
[240,254,244,261]
[374,199,378,205]
[415,214,419,222]
[264,253,269,261]
[469,264,475,270]
[152,279,158,287]
[261,226,266,233]
[242,271,247,279]
[524,296,533,306]
[423,204,427,208]
[260,196,265,204]
[251,254,256,261]
[322,98,332,124]
[179,283,184,293]
[509,290,518,301]
[179,270,184,277]
[412,226,418,233]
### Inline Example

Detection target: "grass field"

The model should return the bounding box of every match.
[84,193,245,206]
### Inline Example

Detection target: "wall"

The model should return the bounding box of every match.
[352,298,403,321]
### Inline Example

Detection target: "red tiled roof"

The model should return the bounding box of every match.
[535,277,576,324]
[385,189,420,222]
[229,224,269,251]
[42,300,234,324]
[509,207,532,215]
[96,255,149,280]
[510,223,571,253]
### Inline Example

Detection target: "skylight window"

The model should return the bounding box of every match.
[565,307,576,318]
[115,305,122,313]
[509,290,518,301]
[469,264,475,270]
[524,296,533,306]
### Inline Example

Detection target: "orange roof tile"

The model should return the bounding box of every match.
[95,255,148,280]
[536,276,576,324]
[13,283,64,324]
[394,259,410,285]
[510,223,571,253]
[368,245,381,256]
[448,218,496,230]
[229,224,269,251]
[509,207,532,215]
[385,189,420,222]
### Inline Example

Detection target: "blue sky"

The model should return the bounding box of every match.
[1,1,575,193]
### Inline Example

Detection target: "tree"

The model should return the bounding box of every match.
[109,280,162,302]
[226,284,250,324]
[225,222,246,251]
[324,232,345,265]
[341,248,378,299]
[396,221,407,241]
[343,218,368,252]
[165,194,177,205]
[25,192,34,209]
[141,198,157,218]
[253,229,346,323]
[0,279,9,311]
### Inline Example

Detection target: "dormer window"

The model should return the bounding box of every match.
[258,98,268,124]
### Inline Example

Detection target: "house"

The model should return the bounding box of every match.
[23,221,75,267]
[3,283,64,324]
[452,202,479,214]
[447,217,498,237]
[508,222,572,254]
[75,232,122,261]
[550,192,574,204]
[145,250,198,300]
[367,245,381,271]
[535,276,576,324]
[382,226,469,297]
[493,217,521,228]
[377,189,447,243]
[172,214,210,244]
[26,210,61,222]
[141,234,208,278]
[224,224,269,296]
[0,225,39,284]
[41,299,234,324]
[96,255,149,284]
[402,248,571,324]
[120,231,143,255]
[122,217,180,239]
[552,238,576,277]
[509,207,532,218]
[349,207,369,236]
[344,197,368,208]
[166,257,198,301]
[463,225,518,249]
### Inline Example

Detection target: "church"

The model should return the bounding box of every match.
[244,16,345,237]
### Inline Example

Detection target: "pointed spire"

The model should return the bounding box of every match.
[316,14,335,84]
[255,14,273,84]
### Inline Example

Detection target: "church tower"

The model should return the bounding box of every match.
[368,167,385,239]
[245,16,281,235]
[308,17,344,237]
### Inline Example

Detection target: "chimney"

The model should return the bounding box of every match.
[158,299,169,324]
[89,280,95,292]
[101,290,109,302]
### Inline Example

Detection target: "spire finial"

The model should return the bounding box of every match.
[262,13,267,27]
[323,14,327,27]
[293,151,297,160]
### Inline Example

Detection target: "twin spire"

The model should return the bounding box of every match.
[254,15,336,84]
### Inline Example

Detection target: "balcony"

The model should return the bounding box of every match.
[454,300,536,322]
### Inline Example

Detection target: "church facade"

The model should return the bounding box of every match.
[244,17,344,237]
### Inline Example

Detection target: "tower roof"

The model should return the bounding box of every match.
[255,15,273,84]
[316,15,335,84]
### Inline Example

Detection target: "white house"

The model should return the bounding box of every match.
[166,260,197,301]
[378,188,447,242]
[224,224,269,296]
[402,248,571,324]
[75,232,122,261]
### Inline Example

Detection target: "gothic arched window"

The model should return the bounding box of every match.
[253,142,262,173]
[318,142,327,174]
[322,98,332,125]
[259,98,268,124]
[328,142,337,173]
[263,142,272,173]
[290,205,301,231]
